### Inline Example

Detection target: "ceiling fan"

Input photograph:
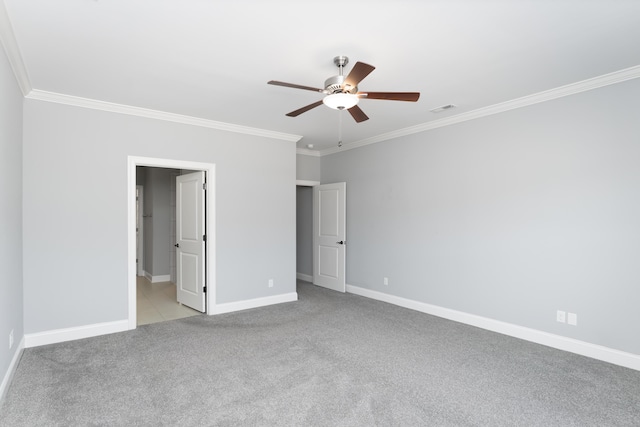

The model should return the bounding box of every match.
[268,56,420,123]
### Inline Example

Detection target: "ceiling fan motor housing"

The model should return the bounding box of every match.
[323,75,357,94]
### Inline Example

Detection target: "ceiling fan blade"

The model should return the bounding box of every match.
[268,80,324,93]
[286,100,324,117]
[358,92,420,102]
[343,62,375,90]
[347,105,369,123]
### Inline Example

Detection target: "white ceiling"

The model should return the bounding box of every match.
[4,0,640,152]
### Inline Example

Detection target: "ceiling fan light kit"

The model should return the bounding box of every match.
[323,93,359,110]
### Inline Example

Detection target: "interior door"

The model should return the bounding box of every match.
[313,182,346,292]
[176,171,206,312]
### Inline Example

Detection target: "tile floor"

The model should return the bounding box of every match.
[136,276,201,325]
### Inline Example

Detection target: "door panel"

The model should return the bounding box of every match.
[319,190,339,236]
[313,183,346,292]
[179,253,198,293]
[176,171,206,312]
[318,245,339,279]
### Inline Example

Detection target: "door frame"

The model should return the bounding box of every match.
[127,156,216,329]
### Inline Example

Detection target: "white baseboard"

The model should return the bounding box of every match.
[24,320,130,348]
[296,272,313,282]
[1,336,25,403]
[147,274,171,283]
[211,292,298,315]
[142,271,171,283]
[346,284,640,372]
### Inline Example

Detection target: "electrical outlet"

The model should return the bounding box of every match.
[9,329,13,349]
[556,310,566,323]
[383,277,389,286]
[268,279,274,288]
[568,313,577,326]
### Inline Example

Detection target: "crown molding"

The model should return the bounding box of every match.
[320,64,640,156]
[26,89,303,143]
[0,1,32,95]
[295,147,321,157]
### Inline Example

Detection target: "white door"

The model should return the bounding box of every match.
[313,182,346,292]
[176,171,206,312]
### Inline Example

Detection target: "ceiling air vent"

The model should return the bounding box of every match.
[430,104,456,113]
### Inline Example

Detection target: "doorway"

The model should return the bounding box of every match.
[135,168,204,325]
[295,181,346,293]
[128,156,216,330]
[296,185,314,283]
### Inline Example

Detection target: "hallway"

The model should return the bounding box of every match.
[136,276,200,325]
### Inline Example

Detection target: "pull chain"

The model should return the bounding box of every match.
[338,108,343,148]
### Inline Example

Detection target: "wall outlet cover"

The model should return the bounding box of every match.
[568,312,577,325]
[557,310,566,323]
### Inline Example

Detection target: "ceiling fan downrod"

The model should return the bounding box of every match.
[334,55,348,76]
[324,56,352,95]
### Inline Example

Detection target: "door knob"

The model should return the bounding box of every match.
[174,243,180,248]
[336,240,345,245]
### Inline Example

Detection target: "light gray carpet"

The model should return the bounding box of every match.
[1,281,639,426]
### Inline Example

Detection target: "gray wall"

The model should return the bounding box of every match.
[296,154,320,182]
[0,43,24,391]
[296,186,313,277]
[321,78,640,356]
[22,99,296,334]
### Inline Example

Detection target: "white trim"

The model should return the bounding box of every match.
[128,156,217,329]
[210,292,298,315]
[27,90,302,143]
[148,274,171,283]
[0,1,32,95]
[321,65,640,156]
[11,53,637,157]
[296,272,313,282]
[295,180,320,187]
[346,284,640,372]
[0,336,24,403]
[295,148,321,157]
[24,320,129,348]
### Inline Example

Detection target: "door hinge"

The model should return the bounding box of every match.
[203,234,206,242]
[203,182,207,190]
[203,286,207,293]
